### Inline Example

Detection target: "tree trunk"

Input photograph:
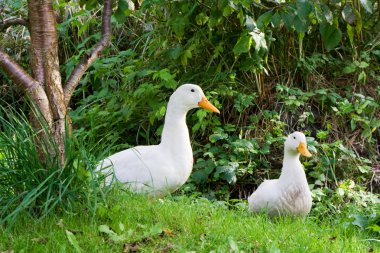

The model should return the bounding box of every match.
[0,0,112,166]
[28,0,67,164]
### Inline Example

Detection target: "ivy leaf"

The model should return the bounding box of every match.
[359,0,373,13]
[233,32,252,56]
[215,164,237,184]
[192,170,209,184]
[319,22,342,51]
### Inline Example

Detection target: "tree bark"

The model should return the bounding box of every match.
[28,0,66,164]
[0,0,112,166]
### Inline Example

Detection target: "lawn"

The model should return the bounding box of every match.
[0,192,377,253]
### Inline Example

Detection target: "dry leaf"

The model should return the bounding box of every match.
[162,228,174,237]
[123,243,140,252]
[31,237,48,244]
[160,244,174,252]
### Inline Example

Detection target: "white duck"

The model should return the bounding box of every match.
[98,84,220,196]
[248,131,312,217]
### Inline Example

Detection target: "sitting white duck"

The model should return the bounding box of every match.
[98,84,220,196]
[248,131,312,217]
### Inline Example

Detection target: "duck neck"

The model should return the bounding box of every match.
[279,150,306,183]
[160,101,191,152]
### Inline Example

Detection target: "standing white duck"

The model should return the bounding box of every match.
[98,84,220,196]
[248,131,312,217]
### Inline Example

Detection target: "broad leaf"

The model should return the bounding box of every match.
[257,11,273,30]
[319,22,342,51]
[233,33,252,56]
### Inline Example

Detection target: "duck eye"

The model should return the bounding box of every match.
[191,89,195,92]
[293,136,296,139]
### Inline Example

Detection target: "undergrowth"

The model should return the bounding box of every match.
[0,104,111,227]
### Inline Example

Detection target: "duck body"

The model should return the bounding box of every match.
[248,132,312,217]
[98,84,219,196]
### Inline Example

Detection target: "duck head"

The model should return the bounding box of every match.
[170,84,220,113]
[284,131,312,157]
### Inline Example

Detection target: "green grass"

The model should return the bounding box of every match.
[0,192,377,253]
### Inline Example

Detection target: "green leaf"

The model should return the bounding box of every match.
[114,0,133,24]
[181,49,193,66]
[233,33,252,56]
[169,16,189,38]
[270,12,281,27]
[352,214,369,228]
[319,22,342,51]
[98,224,127,242]
[358,61,369,68]
[280,11,295,29]
[359,0,373,13]
[343,63,356,74]
[296,1,312,19]
[66,230,83,253]
[342,5,357,26]
[195,13,209,26]
[191,170,209,184]
[293,15,308,33]
[257,11,273,30]
[215,164,237,184]
[347,24,354,46]
[358,71,366,83]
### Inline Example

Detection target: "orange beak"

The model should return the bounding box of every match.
[198,97,220,114]
[297,142,312,157]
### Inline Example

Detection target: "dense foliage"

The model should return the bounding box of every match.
[0,0,379,234]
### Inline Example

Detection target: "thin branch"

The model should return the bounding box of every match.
[0,49,38,92]
[63,0,113,107]
[0,17,29,31]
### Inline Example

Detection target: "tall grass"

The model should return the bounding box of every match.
[0,103,110,227]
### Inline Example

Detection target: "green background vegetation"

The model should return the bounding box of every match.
[1,0,379,251]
